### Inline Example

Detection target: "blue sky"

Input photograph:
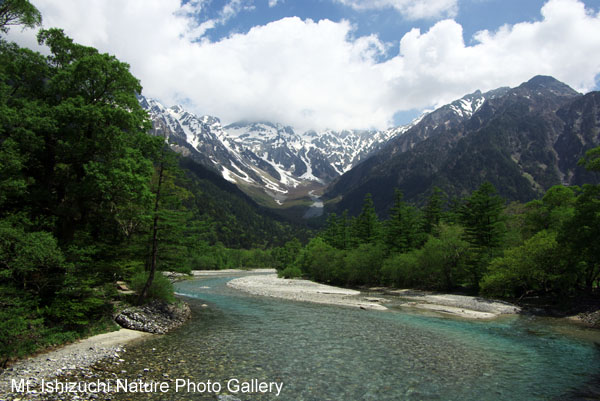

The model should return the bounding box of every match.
[9,0,600,130]
[199,0,555,50]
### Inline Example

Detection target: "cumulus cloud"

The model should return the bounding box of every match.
[334,0,458,20]
[7,0,600,131]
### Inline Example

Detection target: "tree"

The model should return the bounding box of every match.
[351,193,381,245]
[522,185,576,236]
[481,230,572,298]
[578,146,600,172]
[0,27,166,359]
[559,184,600,292]
[423,186,444,234]
[417,224,471,291]
[384,189,421,253]
[459,182,506,287]
[460,182,506,252]
[0,0,41,33]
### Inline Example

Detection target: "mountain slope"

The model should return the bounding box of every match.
[325,76,599,216]
[178,157,311,247]
[139,96,411,212]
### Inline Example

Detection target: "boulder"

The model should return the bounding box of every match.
[115,300,191,334]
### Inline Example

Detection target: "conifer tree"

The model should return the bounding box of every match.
[385,189,421,253]
[351,193,381,245]
[459,182,506,286]
[423,187,444,234]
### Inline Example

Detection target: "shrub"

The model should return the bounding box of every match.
[279,265,303,279]
[344,243,385,286]
[130,270,175,303]
[480,230,573,298]
[380,251,421,287]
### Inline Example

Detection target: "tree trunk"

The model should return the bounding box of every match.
[138,156,164,304]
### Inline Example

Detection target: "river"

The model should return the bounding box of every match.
[303,190,324,218]
[95,273,600,400]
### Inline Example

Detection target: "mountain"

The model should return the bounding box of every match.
[138,96,411,213]
[325,76,600,216]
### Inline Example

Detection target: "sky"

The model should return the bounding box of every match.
[6,0,600,131]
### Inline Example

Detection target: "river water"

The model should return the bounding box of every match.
[99,273,600,400]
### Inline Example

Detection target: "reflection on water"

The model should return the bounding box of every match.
[98,274,600,400]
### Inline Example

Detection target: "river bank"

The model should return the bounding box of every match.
[227,273,524,318]
[1,298,191,399]
[228,273,388,310]
[0,328,152,397]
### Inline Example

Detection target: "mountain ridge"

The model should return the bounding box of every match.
[324,75,599,216]
[139,95,414,211]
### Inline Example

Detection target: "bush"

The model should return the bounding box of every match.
[380,251,421,287]
[480,230,573,298]
[294,237,343,283]
[130,270,175,303]
[344,243,385,286]
[279,265,303,279]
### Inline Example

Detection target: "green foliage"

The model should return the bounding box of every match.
[344,243,386,286]
[384,189,423,253]
[300,179,600,300]
[0,27,163,359]
[294,237,344,284]
[130,270,175,303]
[459,182,506,287]
[351,193,381,245]
[417,225,471,291]
[0,287,43,365]
[578,146,600,172]
[481,230,572,297]
[423,187,444,234]
[279,265,303,279]
[273,238,302,271]
[460,182,506,252]
[0,0,41,33]
[558,184,600,291]
[380,251,421,288]
[522,185,576,236]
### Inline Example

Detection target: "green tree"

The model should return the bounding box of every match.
[522,185,576,237]
[384,189,422,253]
[417,224,471,291]
[578,146,600,172]
[423,186,444,234]
[351,193,381,245]
[481,230,572,298]
[559,184,600,292]
[459,182,506,287]
[0,0,41,33]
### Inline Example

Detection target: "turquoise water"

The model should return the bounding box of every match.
[104,274,600,400]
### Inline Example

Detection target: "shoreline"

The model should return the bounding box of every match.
[227,274,388,311]
[227,274,522,319]
[0,328,153,396]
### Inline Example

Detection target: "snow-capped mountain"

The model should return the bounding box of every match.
[138,95,409,207]
[326,76,598,216]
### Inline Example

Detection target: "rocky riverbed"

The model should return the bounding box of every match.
[228,274,524,318]
[228,274,388,311]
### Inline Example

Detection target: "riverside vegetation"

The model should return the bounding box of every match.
[281,164,600,313]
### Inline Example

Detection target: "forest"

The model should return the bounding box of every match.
[285,166,600,302]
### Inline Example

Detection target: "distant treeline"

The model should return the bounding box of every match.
[280,155,600,300]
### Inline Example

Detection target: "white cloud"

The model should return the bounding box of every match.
[268,0,282,7]
[6,0,600,131]
[335,0,459,20]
